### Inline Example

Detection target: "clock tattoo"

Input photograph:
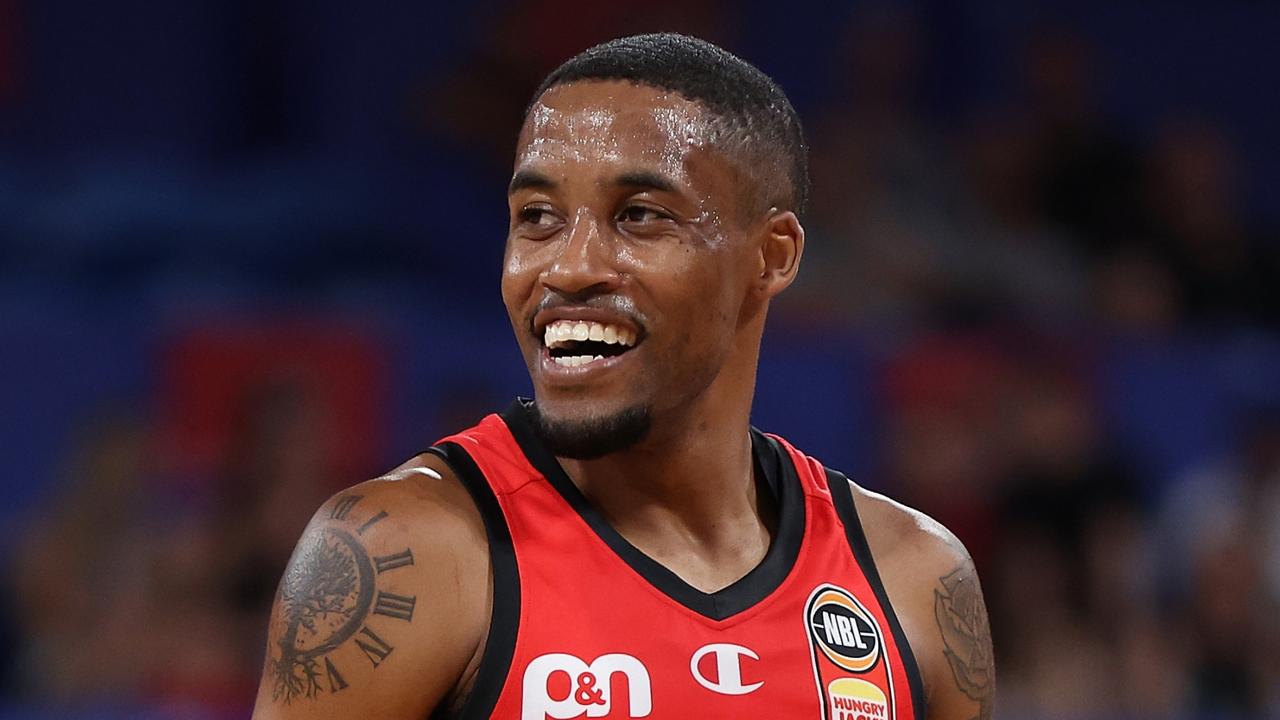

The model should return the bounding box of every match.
[271,494,416,703]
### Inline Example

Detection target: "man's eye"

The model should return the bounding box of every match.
[519,207,557,226]
[618,206,670,223]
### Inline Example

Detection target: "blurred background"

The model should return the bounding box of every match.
[0,0,1277,718]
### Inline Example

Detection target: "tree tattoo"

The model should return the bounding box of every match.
[934,563,994,720]
[270,494,416,703]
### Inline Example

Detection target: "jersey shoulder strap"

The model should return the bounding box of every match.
[822,465,928,719]
[422,417,522,719]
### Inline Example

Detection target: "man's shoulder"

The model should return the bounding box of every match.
[328,451,490,564]
[252,452,492,718]
[845,480,970,574]
[843,479,995,718]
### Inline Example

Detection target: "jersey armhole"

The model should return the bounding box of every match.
[825,467,928,720]
[424,442,520,720]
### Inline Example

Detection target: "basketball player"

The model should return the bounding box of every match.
[252,33,994,720]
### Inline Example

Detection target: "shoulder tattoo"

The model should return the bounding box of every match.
[270,494,417,703]
[933,562,995,720]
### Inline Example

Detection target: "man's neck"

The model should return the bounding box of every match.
[556,395,775,591]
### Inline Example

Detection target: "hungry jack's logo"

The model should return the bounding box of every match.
[828,678,889,720]
[805,584,896,720]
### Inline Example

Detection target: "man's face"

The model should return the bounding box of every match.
[502,80,757,456]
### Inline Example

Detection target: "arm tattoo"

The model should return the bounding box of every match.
[933,563,994,720]
[270,494,417,703]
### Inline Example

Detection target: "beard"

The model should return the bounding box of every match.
[529,401,653,460]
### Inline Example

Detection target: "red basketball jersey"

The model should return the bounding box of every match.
[428,400,924,720]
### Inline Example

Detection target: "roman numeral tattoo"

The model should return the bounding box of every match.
[355,626,394,667]
[329,494,362,521]
[373,591,417,621]
[324,658,348,693]
[358,510,389,535]
[269,507,420,705]
[374,549,414,573]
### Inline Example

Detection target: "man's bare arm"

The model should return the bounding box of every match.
[931,556,995,720]
[252,456,490,719]
[853,484,996,720]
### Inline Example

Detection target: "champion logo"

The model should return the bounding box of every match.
[689,643,764,696]
[522,653,652,720]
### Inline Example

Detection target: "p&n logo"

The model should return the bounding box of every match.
[522,653,652,720]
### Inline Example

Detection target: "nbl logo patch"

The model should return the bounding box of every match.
[805,584,896,720]
[807,586,882,672]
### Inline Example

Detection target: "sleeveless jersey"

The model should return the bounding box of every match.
[428,399,924,720]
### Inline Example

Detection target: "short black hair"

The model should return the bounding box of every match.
[527,33,810,220]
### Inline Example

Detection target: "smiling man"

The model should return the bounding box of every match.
[252,33,993,720]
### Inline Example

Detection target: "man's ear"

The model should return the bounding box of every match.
[755,210,804,298]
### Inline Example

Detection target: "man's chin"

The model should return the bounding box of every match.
[529,400,652,460]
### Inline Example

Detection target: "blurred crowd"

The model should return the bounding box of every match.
[785,9,1280,718]
[783,9,1280,719]
[1,2,1278,719]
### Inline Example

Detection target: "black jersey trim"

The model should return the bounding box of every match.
[825,467,927,720]
[500,398,805,622]
[424,442,520,720]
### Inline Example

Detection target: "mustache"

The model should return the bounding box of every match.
[528,293,648,333]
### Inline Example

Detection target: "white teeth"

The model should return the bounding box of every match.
[553,355,603,368]
[542,319,639,349]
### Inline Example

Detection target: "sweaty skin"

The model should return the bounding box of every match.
[251,80,993,720]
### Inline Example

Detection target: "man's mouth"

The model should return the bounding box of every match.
[541,319,639,368]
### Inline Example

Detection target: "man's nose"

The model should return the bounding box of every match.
[540,211,621,298]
